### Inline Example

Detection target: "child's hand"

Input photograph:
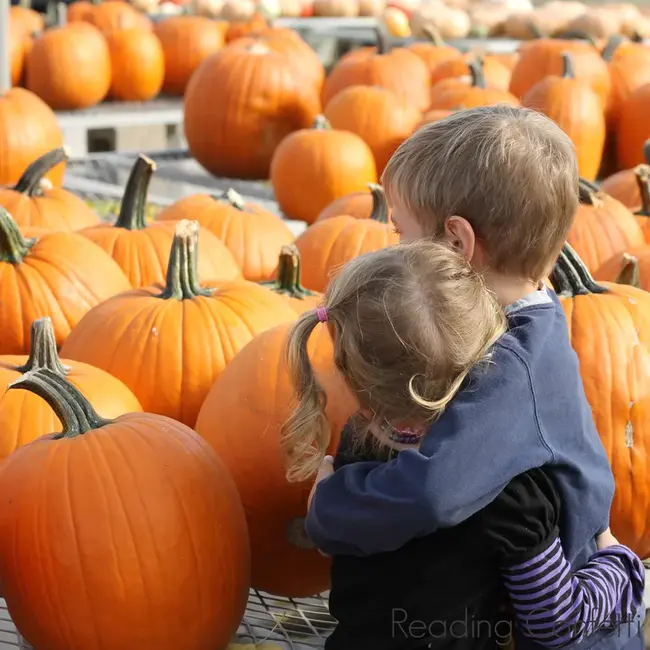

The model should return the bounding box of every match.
[597,527,620,550]
[307,455,334,510]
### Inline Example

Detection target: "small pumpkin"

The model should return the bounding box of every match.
[0,367,250,650]
[596,250,650,287]
[551,245,650,560]
[260,245,321,314]
[566,179,645,274]
[156,188,293,282]
[430,53,511,91]
[321,27,431,112]
[294,184,398,292]
[323,85,420,175]
[271,115,378,225]
[10,5,45,35]
[61,220,296,427]
[0,317,141,461]
[83,0,153,35]
[316,182,389,222]
[0,89,65,188]
[617,83,650,170]
[407,26,463,76]
[430,58,520,110]
[522,52,605,182]
[0,208,131,354]
[195,321,355,597]
[224,11,269,41]
[602,150,650,212]
[0,148,100,231]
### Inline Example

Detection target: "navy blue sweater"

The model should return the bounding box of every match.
[306,289,638,650]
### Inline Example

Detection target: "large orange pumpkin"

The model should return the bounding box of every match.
[0,367,250,650]
[0,317,141,461]
[184,40,320,180]
[551,245,650,559]
[0,88,65,188]
[61,221,296,427]
[323,85,421,176]
[0,148,99,231]
[271,115,378,225]
[522,53,605,182]
[617,83,650,170]
[566,179,644,274]
[195,321,355,596]
[0,208,131,354]
[322,27,431,111]
[316,183,389,222]
[79,156,241,287]
[10,5,44,36]
[156,188,294,282]
[294,184,398,291]
[430,54,511,91]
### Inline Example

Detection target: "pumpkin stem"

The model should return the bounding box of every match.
[15,318,71,375]
[526,20,545,39]
[578,178,605,208]
[550,243,607,297]
[631,31,643,43]
[643,139,650,166]
[159,220,215,300]
[561,52,575,79]
[313,115,331,131]
[421,26,445,46]
[261,244,317,300]
[56,1,67,26]
[633,164,650,217]
[0,208,36,264]
[374,25,392,55]
[601,35,625,62]
[615,254,640,288]
[468,58,486,89]
[8,368,110,438]
[115,155,157,230]
[14,148,69,196]
[369,183,390,224]
[212,188,247,211]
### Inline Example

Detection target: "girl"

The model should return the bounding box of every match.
[281,240,644,650]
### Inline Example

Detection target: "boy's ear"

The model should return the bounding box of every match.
[444,216,476,263]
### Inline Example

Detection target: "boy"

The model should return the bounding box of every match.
[305,106,642,650]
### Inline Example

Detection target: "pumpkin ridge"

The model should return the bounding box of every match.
[260,245,317,301]
[115,155,157,231]
[14,317,70,375]
[13,148,69,197]
[0,208,36,263]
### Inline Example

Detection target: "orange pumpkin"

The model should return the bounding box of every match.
[80,156,240,287]
[0,148,99,231]
[551,245,650,559]
[0,209,131,354]
[0,88,65,188]
[83,0,153,35]
[322,27,431,112]
[184,40,320,180]
[522,53,605,182]
[0,317,141,461]
[195,321,355,596]
[316,182,389,222]
[61,221,296,427]
[418,108,455,128]
[617,83,650,170]
[154,15,224,95]
[271,115,378,225]
[596,250,650,287]
[106,27,164,102]
[429,58,520,110]
[25,23,111,110]
[566,179,645,274]
[0,367,250,650]
[430,54,511,91]
[323,85,420,175]
[9,14,26,86]
[407,26,463,76]
[602,153,650,212]
[260,245,321,314]
[156,188,294,282]
[225,11,269,41]
[10,5,44,36]
[294,184,398,292]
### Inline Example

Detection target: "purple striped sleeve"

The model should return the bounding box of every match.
[502,539,645,648]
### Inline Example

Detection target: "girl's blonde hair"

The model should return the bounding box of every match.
[281,240,507,483]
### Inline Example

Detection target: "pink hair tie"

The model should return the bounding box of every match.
[316,306,328,323]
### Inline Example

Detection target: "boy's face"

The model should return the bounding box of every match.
[389,197,426,242]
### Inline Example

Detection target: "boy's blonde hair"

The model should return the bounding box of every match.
[281,240,506,483]
[382,105,579,282]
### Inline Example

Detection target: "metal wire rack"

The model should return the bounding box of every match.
[0,590,334,649]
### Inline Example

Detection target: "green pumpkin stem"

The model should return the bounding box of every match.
[421,26,445,46]
[601,35,625,62]
[561,52,575,79]
[550,243,607,297]
[14,148,69,196]
[0,208,36,264]
[634,165,650,218]
[159,220,214,300]
[468,58,486,89]
[615,254,640,288]
[578,178,604,207]
[374,25,392,54]
[261,244,317,300]
[369,183,390,224]
[312,115,331,131]
[115,155,157,230]
[8,368,110,438]
[15,318,70,375]
[643,139,650,166]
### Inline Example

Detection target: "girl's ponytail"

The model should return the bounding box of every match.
[282,311,331,483]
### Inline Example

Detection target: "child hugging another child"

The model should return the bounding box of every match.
[281,106,646,650]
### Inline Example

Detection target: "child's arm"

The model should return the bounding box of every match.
[306,344,553,556]
[487,470,645,648]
